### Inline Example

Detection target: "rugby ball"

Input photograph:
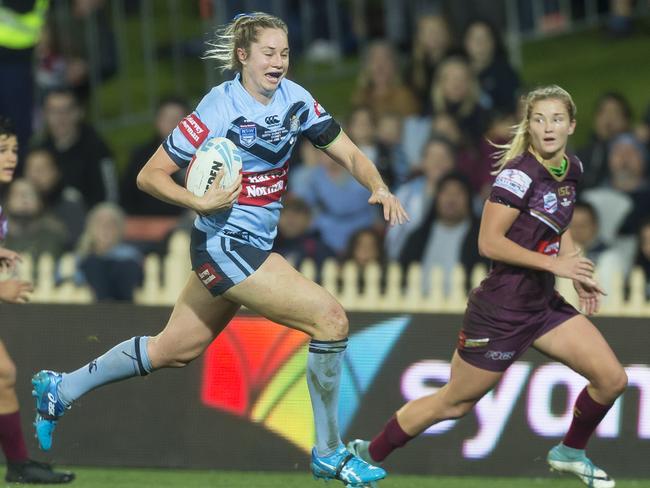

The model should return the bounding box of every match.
[185,137,242,197]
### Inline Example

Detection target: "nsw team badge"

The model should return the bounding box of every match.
[239,122,257,148]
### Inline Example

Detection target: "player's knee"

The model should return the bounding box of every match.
[608,367,628,398]
[315,303,349,340]
[0,360,17,390]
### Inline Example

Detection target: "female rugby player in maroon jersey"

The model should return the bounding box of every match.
[349,85,625,488]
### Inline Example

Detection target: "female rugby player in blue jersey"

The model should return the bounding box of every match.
[0,117,73,484]
[31,13,407,487]
[348,86,626,488]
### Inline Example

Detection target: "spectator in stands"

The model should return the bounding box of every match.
[346,107,378,163]
[400,172,482,295]
[76,202,143,302]
[430,55,489,147]
[34,87,118,207]
[607,133,650,234]
[3,178,67,260]
[121,96,189,216]
[457,110,516,201]
[375,112,409,190]
[346,107,408,190]
[462,19,520,113]
[292,149,379,255]
[582,133,650,267]
[23,148,85,249]
[343,227,386,293]
[636,103,650,153]
[577,92,632,189]
[406,14,454,113]
[352,40,419,118]
[630,218,650,298]
[385,136,456,261]
[273,194,334,270]
[570,201,625,294]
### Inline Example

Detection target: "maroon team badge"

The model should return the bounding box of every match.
[543,192,558,213]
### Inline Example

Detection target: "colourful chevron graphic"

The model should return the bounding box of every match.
[201,316,410,453]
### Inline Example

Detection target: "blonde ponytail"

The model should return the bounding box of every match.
[492,85,576,174]
[203,12,288,73]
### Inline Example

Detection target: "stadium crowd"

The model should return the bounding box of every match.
[2,1,650,303]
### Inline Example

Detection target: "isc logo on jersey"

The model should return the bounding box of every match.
[185,137,242,197]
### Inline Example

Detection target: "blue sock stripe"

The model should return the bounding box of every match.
[139,336,153,373]
[133,336,150,376]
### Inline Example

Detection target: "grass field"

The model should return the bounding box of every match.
[15,467,648,488]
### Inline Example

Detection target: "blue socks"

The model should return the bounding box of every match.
[58,336,152,406]
[307,338,348,457]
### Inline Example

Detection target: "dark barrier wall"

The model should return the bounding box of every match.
[1,304,649,477]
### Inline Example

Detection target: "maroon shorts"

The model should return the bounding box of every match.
[456,290,579,372]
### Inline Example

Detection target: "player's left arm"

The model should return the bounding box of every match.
[560,229,605,315]
[322,131,409,225]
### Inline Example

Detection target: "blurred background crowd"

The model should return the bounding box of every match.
[1,0,650,303]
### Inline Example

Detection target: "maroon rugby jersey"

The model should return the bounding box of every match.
[474,151,582,310]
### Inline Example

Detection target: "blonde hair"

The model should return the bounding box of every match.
[492,84,577,174]
[431,56,480,117]
[76,202,125,257]
[203,12,288,72]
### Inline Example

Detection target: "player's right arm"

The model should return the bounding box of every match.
[478,200,596,285]
[136,146,240,215]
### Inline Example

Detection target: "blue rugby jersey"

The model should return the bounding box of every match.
[163,74,341,250]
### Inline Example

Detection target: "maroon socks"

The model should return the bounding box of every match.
[563,387,612,450]
[368,415,414,462]
[0,411,29,462]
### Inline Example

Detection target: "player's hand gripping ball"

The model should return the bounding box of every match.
[185,137,242,196]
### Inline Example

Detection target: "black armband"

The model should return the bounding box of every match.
[304,119,342,148]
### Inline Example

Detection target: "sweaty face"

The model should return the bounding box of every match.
[239,28,289,103]
[528,99,575,160]
[0,135,18,184]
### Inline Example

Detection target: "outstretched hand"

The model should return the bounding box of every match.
[368,187,410,226]
[0,279,33,304]
[573,279,606,316]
